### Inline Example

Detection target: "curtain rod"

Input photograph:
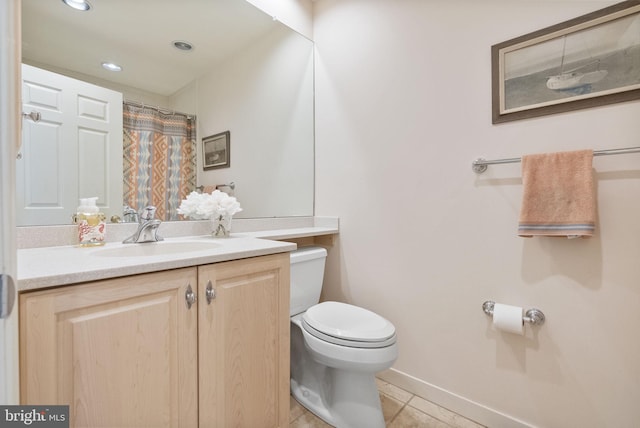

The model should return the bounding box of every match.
[123,99,195,120]
[472,146,640,174]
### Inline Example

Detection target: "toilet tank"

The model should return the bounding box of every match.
[289,246,327,316]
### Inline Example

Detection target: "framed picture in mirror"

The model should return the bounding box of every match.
[492,1,640,123]
[203,131,230,170]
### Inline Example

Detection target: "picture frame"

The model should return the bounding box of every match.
[202,131,230,170]
[492,1,640,124]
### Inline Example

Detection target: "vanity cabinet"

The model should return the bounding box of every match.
[19,253,290,428]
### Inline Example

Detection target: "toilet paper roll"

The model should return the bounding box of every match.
[492,303,524,335]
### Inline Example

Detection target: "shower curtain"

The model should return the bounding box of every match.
[123,103,196,221]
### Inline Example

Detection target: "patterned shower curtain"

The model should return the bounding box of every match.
[123,103,196,221]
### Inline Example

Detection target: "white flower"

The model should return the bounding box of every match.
[178,190,243,220]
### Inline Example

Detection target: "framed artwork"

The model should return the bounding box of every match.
[202,131,230,170]
[492,1,640,123]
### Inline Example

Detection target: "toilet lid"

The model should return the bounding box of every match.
[302,301,396,344]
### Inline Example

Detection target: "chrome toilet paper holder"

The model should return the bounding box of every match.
[482,300,545,326]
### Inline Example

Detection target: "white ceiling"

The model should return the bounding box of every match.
[22,0,277,96]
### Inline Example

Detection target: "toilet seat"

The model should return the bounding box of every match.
[302,302,397,349]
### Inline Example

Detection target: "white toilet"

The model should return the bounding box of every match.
[289,247,398,428]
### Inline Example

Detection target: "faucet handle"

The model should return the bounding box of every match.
[140,206,157,221]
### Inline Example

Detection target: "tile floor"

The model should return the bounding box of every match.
[289,378,486,428]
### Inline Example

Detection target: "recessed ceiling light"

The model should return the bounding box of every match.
[101,62,122,72]
[172,40,194,52]
[62,0,92,11]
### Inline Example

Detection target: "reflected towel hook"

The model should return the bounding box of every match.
[482,300,545,326]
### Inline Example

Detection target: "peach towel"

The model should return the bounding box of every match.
[518,149,595,238]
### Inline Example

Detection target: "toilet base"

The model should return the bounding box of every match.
[291,368,385,428]
[291,378,335,426]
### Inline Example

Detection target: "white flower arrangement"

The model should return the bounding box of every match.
[177,190,243,220]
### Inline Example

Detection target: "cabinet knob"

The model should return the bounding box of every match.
[185,284,196,309]
[205,280,216,304]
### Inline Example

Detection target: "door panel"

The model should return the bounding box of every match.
[17,64,123,225]
[0,0,21,405]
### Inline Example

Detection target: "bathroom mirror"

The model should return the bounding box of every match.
[20,0,314,225]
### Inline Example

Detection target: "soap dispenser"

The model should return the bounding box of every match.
[75,197,106,247]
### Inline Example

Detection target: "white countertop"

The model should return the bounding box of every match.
[18,235,296,291]
[236,226,338,240]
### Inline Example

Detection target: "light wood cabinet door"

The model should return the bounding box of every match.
[198,253,290,428]
[19,268,198,428]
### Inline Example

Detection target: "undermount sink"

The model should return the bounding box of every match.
[92,241,219,258]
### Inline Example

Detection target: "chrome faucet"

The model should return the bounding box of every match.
[123,206,164,243]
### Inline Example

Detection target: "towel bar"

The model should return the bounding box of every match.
[472,146,640,174]
[196,182,235,193]
[482,300,545,325]
[216,182,235,190]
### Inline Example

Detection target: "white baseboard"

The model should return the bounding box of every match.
[377,368,534,428]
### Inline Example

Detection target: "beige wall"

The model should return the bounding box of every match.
[313,1,640,427]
